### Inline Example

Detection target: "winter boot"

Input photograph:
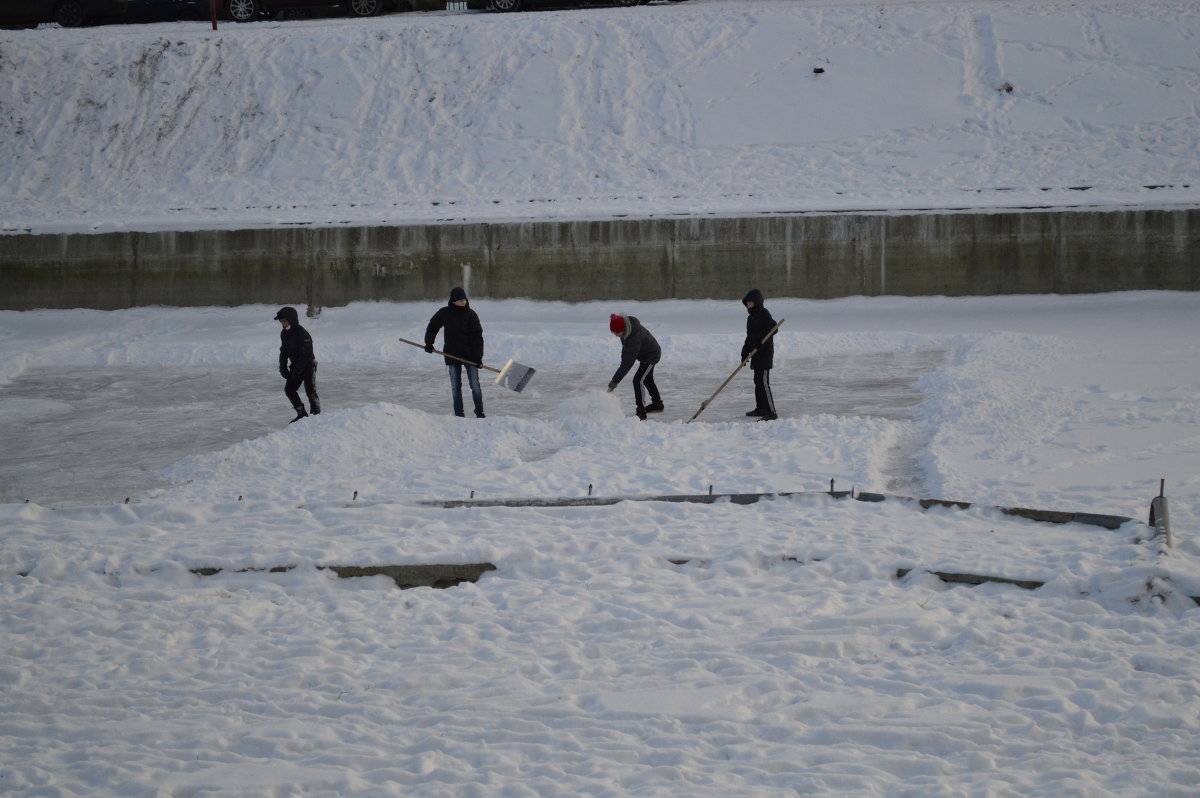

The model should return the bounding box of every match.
[309,398,321,416]
[289,405,309,424]
[636,407,648,421]
[475,411,486,419]
[645,400,664,414]
[746,408,767,417]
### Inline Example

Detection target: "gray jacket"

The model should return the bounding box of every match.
[609,314,661,386]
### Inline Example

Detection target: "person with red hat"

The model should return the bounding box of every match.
[607,313,663,420]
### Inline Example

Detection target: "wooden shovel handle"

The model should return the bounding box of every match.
[398,337,501,374]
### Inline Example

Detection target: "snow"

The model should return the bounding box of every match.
[2,0,1199,233]
[3,292,1200,796]
[3,0,1200,795]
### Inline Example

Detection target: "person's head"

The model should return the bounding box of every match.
[742,288,764,311]
[449,286,468,307]
[609,313,627,338]
[274,306,299,329]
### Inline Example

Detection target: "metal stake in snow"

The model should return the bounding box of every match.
[686,319,784,423]
[399,337,536,392]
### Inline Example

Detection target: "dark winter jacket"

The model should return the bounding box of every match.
[741,289,776,370]
[609,314,661,387]
[425,287,485,366]
[276,306,316,377]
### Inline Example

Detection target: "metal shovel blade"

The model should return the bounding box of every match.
[494,359,536,392]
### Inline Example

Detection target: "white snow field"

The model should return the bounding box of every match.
[3,0,1200,795]
[1,0,1198,233]
[2,293,1199,796]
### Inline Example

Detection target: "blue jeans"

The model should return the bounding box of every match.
[448,364,484,417]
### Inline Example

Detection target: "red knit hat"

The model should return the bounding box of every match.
[609,314,625,335]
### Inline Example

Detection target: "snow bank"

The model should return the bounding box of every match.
[2,0,1198,233]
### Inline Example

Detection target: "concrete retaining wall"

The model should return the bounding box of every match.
[1,207,1196,309]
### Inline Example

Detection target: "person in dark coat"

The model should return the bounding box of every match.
[741,289,778,420]
[275,306,320,424]
[424,287,486,418]
[607,313,663,421]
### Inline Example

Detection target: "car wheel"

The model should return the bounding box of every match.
[226,0,260,22]
[489,0,520,11]
[53,0,86,26]
[348,0,381,16]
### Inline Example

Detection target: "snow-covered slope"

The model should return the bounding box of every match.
[2,0,1198,233]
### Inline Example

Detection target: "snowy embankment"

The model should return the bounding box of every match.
[2,0,1199,233]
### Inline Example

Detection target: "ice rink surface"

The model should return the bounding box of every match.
[0,350,941,506]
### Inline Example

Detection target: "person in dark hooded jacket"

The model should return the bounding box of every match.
[607,313,663,421]
[274,306,320,424]
[424,287,486,418]
[741,289,778,420]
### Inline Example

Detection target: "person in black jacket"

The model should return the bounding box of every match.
[741,289,778,420]
[274,306,320,424]
[607,313,663,421]
[424,287,486,418]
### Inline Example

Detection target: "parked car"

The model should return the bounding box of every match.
[0,0,128,27]
[123,0,208,22]
[223,0,402,21]
[465,0,684,11]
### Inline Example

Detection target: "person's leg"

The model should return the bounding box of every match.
[465,365,484,418]
[643,364,663,411]
[756,368,777,420]
[448,363,465,417]
[747,368,766,416]
[284,373,307,421]
[632,361,651,419]
[304,365,320,415]
[753,368,767,414]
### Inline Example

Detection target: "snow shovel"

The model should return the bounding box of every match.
[686,319,784,423]
[398,337,537,393]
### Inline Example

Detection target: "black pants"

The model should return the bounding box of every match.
[633,362,661,411]
[753,367,775,415]
[285,365,320,414]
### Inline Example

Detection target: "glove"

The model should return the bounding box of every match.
[280,367,290,380]
[607,383,616,393]
[425,344,435,353]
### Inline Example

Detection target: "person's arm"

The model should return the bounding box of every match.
[279,335,290,378]
[424,311,444,353]
[470,311,484,364]
[609,338,637,389]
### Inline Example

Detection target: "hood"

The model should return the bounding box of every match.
[274,306,300,326]
[448,286,469,306]
[742,289,765,309]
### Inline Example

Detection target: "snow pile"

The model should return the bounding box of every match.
[2,0,1199,233]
